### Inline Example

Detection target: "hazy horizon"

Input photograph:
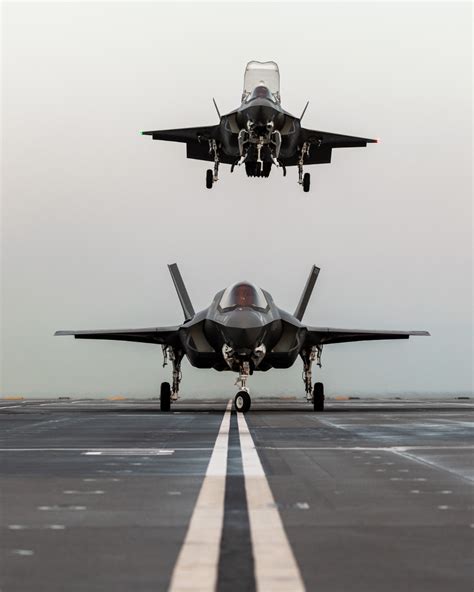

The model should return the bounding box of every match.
[2,2,472,399]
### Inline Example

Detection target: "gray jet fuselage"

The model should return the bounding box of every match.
[180,284,304,373]
[142,61,377,189]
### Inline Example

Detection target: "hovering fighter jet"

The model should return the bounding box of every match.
[142,61,377,192]
[56,264,429,413]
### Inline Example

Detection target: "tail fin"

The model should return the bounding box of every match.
[168,263,195,321]
[294,265,320,321]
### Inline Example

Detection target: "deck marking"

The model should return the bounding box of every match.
[391,449,474,483]
[258,446,474,451]
[168,400,232,592]
[237,412,305,592]
[0,447,211,452]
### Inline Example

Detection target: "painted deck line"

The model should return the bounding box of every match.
[0,447,213,452]
[391,448,474,484]
[237,412,305,592]
[168,400,232,592]
[258,445,474,451]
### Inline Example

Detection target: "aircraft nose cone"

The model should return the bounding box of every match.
[225,327,265,356]
[223,310,266,352]
[224,309,265,329]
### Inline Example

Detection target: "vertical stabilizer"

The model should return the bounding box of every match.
[168,263,195,321]
[294,265,320,321]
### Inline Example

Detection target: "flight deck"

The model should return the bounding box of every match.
[1,398,472,591]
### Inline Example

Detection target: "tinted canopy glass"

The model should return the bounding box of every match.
[219,282,268,311]
[242,61,280,103]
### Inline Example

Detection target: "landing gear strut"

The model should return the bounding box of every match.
[301,346,324,411]
[234,361,251,413]
[206,140,220,189]
[160,346,183,411]
[298,142,311,192]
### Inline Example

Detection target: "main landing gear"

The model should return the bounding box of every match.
[206,140,220,189]
[301,346,325,411]
[313,382,325,411]
[160,347,183,411]
[160,381,171,412]
[234,361,251,413]
[298,142,311,192]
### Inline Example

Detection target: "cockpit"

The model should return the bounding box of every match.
[246,85,275,103]
[242,61,281,104]
[219,282,269,312]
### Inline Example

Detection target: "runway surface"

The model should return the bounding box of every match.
[1,398,473,591]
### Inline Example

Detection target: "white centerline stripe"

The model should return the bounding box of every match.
[168,400,232,592]
[0,448,212,452]
[237,412,305,592]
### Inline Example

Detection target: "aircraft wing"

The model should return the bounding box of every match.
[55,326,181,345]
[301,128,377,148]
[304,327,430,346]
[142,125,219,144]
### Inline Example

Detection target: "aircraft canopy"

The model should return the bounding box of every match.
[242,61,280,103]
[219,282,268,311]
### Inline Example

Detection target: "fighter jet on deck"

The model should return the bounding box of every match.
[142,61,377,192]
[56,264,428,413]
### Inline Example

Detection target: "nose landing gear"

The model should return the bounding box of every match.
[234,361,251,413]
[235,390,251,413]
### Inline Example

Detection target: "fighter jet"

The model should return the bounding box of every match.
[56,264,429,413]
[142,61,377,192]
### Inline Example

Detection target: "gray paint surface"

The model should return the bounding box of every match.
[1,2,472,397]
[1,399,473,591]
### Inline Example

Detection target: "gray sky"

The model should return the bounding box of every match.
[1,1,472,398]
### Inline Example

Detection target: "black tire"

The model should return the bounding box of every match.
[160,381,171,411]
[206,169,213,189]
[234,390,251,413]
[303,172,310,192]
[313,382,324,411]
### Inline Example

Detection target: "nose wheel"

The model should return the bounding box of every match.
[234,390,251,413]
